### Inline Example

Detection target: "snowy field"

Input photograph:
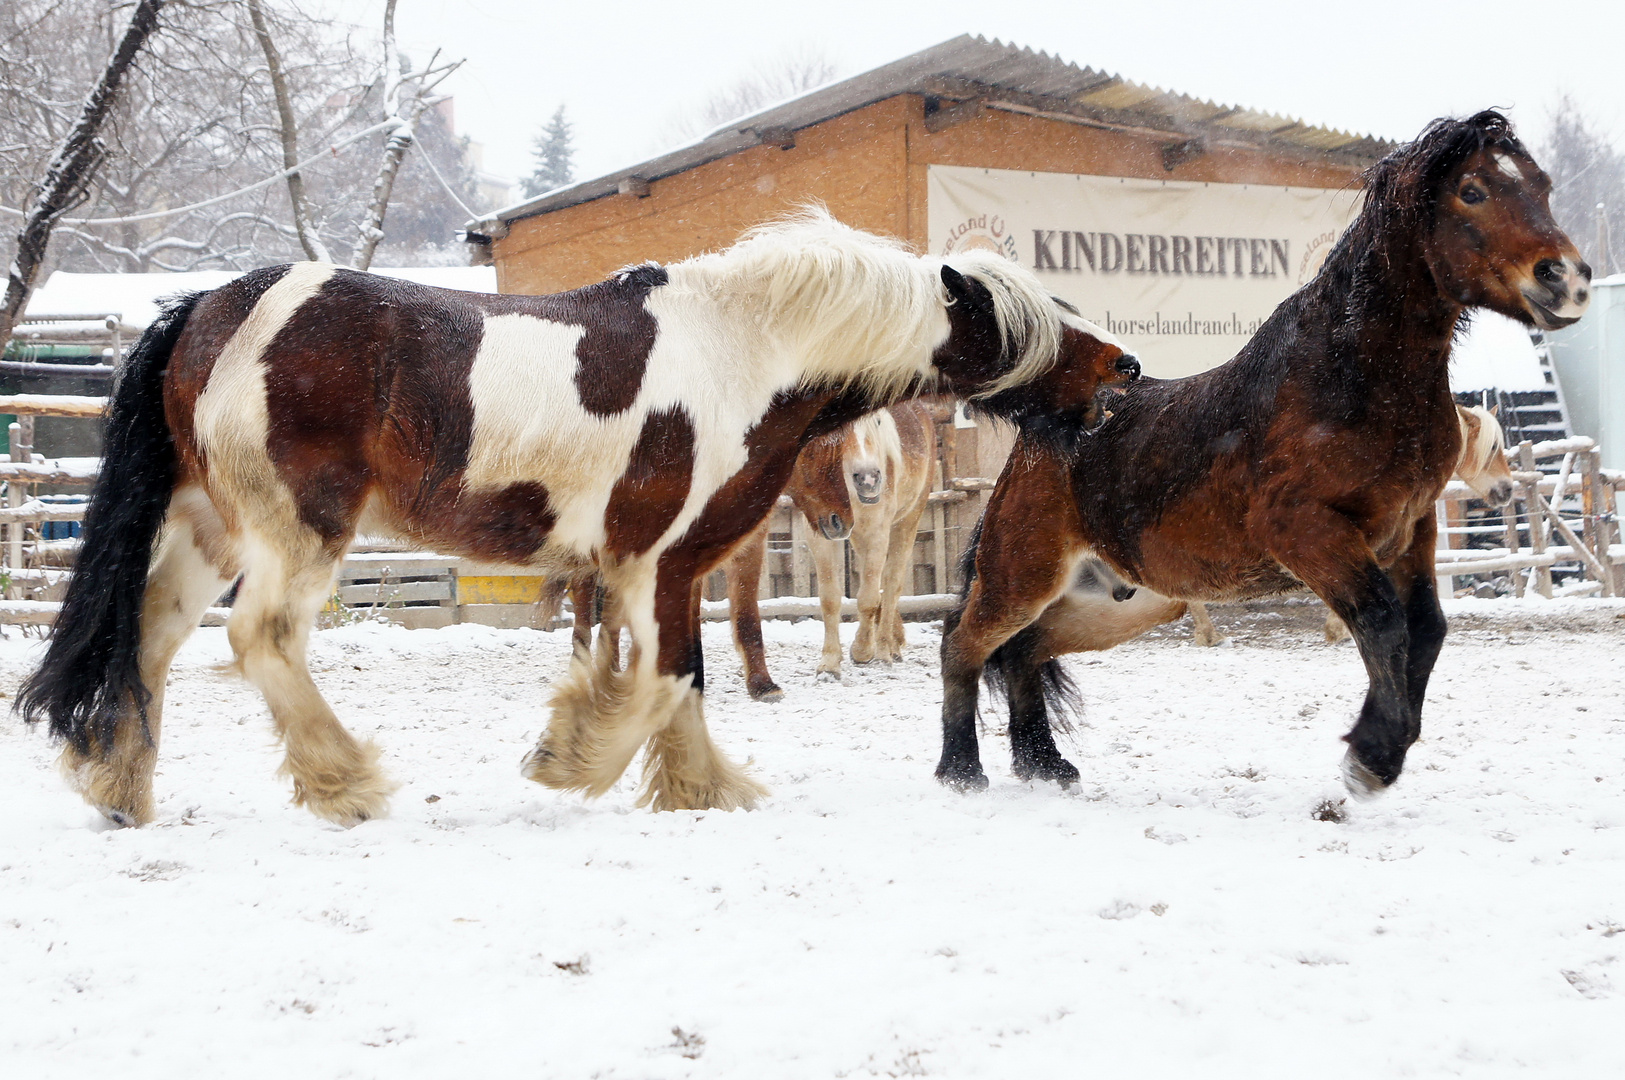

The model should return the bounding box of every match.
[2,598,1622,1078]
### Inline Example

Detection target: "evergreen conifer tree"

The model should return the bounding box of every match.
[523,104,575,198]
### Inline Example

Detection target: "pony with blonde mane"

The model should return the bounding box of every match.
[726,400,937,699]
[19,210,1137,826]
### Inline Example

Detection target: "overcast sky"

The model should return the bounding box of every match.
[332,0,1624,208]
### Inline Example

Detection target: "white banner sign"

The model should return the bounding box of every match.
[928,165,1362,377]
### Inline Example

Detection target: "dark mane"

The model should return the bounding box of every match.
[1318,110,1524,297]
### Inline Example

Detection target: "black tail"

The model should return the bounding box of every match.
[946,516,1082,733]
[15,291,201,754]
[981,625,1082,735]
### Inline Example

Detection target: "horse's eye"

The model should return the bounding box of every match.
[1460,186,1487,205]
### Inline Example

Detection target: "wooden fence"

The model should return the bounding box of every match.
[2,393,1621,627]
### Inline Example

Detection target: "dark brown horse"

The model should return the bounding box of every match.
[18,210,1137,827]
[937,111,1590,797]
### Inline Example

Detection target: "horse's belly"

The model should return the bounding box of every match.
[1132,525,1297,602]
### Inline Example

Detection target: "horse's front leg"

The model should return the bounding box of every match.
[849,512,891,665]
[638,558,768,811]
[876,499,928,662]
[937,452,1083,791]
[1391,516,1448,731]
[807,530,845,681]
[1263,506,1416,795]
[523,556,687,799]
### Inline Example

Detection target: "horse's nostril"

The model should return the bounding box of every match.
[1534,259,1565,286]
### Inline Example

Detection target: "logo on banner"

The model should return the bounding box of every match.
[1297,229,1340,285]
[940,214,1019,261]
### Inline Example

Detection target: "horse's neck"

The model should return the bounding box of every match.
[1336,237,1461,398]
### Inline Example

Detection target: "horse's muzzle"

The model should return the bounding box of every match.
[852,468,882,504]
[1522,258,1590,329]
[1484,480,1514,509]
[818,513,852,541]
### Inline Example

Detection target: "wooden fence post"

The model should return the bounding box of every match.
[1435,499,1453,599]
[6,416,32,597]
[1518,441,1553,598]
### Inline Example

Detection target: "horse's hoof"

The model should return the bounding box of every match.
[815,670,840,684]
[749,683,784,703]
[935,764,990,793]
[95,805,141,829]
[1013,754,1081,788]
[1339,749,1389,801]
[519,743,553,782]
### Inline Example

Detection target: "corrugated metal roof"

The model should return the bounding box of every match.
[467,35,1393,235]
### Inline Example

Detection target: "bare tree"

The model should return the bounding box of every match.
[1,1,485,276]
[246,0,328,261]
[0,0,165,345]
[351,0,460,271]
[662,49,840,145]
[1543,96,1625,277]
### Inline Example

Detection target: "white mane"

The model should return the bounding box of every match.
[1456,404,1506,477]
[670,209,1062,400]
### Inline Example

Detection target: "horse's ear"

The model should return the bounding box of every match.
[940,265,992,313]
[1489,403,1500,417]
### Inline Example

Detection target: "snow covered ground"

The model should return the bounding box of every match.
[2,598,1622,1078]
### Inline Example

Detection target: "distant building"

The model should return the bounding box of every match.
[463,35,1391,385]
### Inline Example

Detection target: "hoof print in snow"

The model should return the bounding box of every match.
[1312,798,1348,823]
[669,1026,706,1059]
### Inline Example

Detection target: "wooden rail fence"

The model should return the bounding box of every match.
[2,394,1620,626]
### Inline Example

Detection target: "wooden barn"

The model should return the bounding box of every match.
[461,35,1393,608]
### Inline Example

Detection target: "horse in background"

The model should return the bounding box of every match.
[1186,403,1518,645]
[727,400,936,700]
[20,209,1138,827]
[937,111,1588,798]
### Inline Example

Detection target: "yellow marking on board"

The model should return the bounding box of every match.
[458,576,547,605]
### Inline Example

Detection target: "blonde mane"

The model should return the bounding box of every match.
[1456,404,1506,479]
[670,209,1062,400]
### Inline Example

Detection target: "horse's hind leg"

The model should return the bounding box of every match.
[230,536,393,825]
[60,486,236,825]
[567,573,596,658]
[726,521,783,701]
[1187,601,1230,647]
[937,454,1083,792]
[999,625,1079,787]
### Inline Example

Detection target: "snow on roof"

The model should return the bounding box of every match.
[1450,310,1546,394]
[471,34,1392,233]
[24,265,497,330]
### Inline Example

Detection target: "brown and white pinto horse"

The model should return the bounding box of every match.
[937,112,1589,798]
[727,400,936,700]
[19,211,1136,827]
[1186,403,1518,646]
